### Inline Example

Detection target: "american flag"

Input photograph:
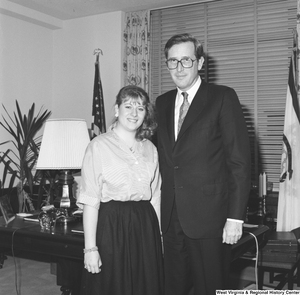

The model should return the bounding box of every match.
[91,54,106,138]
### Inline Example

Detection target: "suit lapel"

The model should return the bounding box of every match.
[176,81,208,143]
[159,90,176,150]
[165,93,176,145]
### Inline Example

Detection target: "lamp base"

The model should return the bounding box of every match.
[55,208,78,224]
[56,215,77,224]
[53,170,77,209]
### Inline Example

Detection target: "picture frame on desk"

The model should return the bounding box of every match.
[0,194,15,224]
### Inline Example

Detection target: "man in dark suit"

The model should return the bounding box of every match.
[155,33,251,295]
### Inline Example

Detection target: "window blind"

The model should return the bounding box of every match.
[150,0,296,190]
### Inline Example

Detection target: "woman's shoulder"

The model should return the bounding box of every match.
[88,130,115,149]
[142,138,157,149]
[141,138,158,158]
[141,139,158,164]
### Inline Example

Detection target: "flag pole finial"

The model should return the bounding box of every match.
[93,48,103,63]
[93,48,103,55]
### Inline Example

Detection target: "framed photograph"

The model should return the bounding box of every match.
[0,195,15,224]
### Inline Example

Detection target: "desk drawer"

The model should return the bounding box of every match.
[261,251,298,263]
[261,231,298,263]
[17,236,83,259]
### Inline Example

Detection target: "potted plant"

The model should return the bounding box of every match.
[0,100,51,212]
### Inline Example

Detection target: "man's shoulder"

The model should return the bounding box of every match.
[156,89,177,101]
[199,82,237,103]
[205,81,236,94]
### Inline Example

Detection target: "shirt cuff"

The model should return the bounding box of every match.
[227,218,244,223]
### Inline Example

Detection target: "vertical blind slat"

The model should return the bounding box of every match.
[150,0,296,190]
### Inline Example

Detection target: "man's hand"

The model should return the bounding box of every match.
[222,220,243,245]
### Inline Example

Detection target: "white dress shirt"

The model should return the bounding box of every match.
[174,76,201,140]
[76,126,161,224]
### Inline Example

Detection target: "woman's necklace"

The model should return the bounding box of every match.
[129,141,136,153]
[112,127,137,152]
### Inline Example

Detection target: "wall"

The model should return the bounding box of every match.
[0,5,124,189]
[51,11,124,196]
[0,13,53,143]
[52,11,124,128]
[0,9,124,137]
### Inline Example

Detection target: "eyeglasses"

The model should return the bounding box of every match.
[166,57,197,70]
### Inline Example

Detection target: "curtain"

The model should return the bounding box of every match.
[123,10,150,93]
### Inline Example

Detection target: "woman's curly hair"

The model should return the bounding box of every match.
[113,85,157,140]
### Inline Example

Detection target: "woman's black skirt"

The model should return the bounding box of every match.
[80,200,164,295]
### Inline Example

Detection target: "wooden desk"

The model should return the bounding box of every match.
[232,224,270,261]
[0,216,84,259]
[0,216,269,293]
[0,216,84,295]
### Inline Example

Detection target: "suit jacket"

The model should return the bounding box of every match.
[156,80,251,239]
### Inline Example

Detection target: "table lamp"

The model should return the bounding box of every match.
[36,119,90,217]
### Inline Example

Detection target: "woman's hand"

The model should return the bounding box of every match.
[82,204,101,273]
[84,251,102,274]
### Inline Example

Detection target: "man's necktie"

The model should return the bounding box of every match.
[177,92,189,135]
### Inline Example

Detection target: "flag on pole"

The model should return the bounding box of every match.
[91,52,106,138]
[276,33,300,232]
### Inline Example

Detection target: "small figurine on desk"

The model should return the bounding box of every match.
[38,205,78,231]
[38,205,58,230]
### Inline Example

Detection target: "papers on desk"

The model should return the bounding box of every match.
[17,213,33,217]
[22,212,40,223]
[71,229,84,234]
[243,223,259,228]
[71,223,84,234]
[23,215,39,222]
[73,209,83,216]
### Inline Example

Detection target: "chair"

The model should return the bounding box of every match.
[258,227,300,289]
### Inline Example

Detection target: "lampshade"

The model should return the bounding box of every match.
[36,119,90,170]
[36,119,91,214]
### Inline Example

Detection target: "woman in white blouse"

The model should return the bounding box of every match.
[77,85,163,295]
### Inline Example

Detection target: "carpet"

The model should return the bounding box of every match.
[0,252,60,295]
[230,258,300,290]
